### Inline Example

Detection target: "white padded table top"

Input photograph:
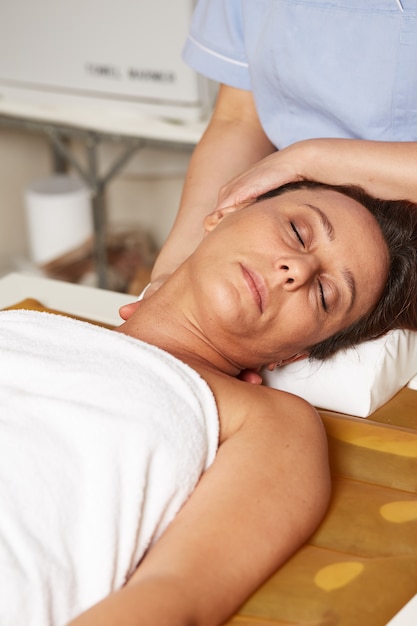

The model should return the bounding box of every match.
[0,273,132,326]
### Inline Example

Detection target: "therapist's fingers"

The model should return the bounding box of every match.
[119,300,142,320]
[142,277,167,299]
[119,276,168,320]
[238,368,263,385]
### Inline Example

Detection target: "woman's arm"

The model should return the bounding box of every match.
[149,84,275,293]
[67,390,330,626]
[217,138,417,208]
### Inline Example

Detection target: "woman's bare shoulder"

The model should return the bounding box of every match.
[208,371,326,448]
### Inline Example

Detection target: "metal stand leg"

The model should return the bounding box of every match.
[49,135,69,174]
[47,129,144,289]
[86,136,108,289]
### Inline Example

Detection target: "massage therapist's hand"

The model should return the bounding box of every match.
[238,369,263,385]
[141,276,169,299]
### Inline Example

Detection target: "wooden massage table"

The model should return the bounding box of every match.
[0,273,416,626]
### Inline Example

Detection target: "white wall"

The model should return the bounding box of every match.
[0,127,191,278]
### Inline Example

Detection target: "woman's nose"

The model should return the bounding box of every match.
[276,255,319,290]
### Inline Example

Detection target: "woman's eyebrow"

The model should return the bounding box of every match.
[303,203,335,241]
[342,267,356,312]
[303,202,356,310]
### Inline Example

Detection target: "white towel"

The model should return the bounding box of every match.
[0,310,219,626]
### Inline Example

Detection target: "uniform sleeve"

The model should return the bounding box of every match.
[182,0,251,90]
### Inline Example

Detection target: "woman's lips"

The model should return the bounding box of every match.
[240,264,266,313]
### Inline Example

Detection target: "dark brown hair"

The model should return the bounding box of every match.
[258,181,417,360]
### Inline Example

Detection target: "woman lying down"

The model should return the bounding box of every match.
[1,181,417,626]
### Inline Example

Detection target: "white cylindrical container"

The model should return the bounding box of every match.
[24,175,93,265]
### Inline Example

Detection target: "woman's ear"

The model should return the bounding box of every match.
[203,204,244,234]
[285,352,309,365]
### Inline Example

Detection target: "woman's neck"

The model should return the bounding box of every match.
[115,273,242,378]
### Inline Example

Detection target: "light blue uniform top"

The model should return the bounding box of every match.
[183,0,417,148]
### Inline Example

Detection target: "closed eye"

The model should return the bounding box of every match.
[318,280,328,312]
[291,221,327,312]
[291,222,305,248]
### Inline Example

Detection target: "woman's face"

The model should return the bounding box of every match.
[188,188,389,368]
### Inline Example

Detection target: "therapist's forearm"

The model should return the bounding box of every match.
[150,86,275,284]
[218,137,417,211]
[300,138,417,202]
